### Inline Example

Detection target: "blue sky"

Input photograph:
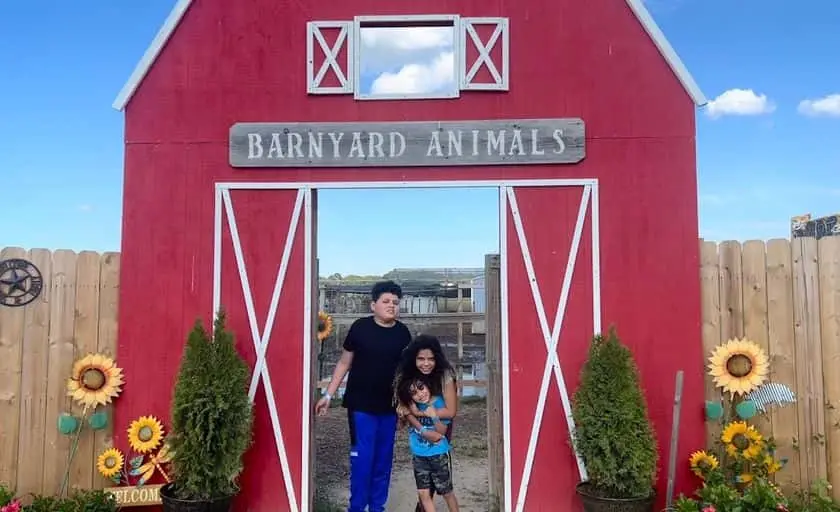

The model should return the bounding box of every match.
[2,1,838,276]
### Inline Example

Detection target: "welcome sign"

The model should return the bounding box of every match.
[229,118,585,168]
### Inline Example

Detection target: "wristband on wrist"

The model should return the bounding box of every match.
[322,391,332,400]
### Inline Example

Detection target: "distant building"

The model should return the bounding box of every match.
[791,213,840,240]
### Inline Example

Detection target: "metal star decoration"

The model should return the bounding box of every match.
[0,268,29,296]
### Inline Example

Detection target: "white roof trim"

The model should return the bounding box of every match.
[624,0,706,106]
[112,0,193,110]
[111,0,706,111]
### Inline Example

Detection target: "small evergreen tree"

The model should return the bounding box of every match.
[167,310,253,501]
[572,328,659,500]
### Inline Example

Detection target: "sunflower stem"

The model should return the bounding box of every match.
[58,404,89,498]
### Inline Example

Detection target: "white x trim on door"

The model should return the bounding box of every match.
[216,188,306,512]
[503,184,600,512]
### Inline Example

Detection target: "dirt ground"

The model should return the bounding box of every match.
[314,398,489,512]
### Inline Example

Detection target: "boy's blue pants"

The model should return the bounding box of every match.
[347,410,398,512]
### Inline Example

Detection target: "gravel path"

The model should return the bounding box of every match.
[314,399,489,511]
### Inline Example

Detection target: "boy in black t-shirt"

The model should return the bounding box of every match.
[315,280,412,512]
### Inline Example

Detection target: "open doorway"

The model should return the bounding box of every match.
[214,176,598,511]
[313,187,498,511]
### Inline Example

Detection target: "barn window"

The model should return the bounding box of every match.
[354,15,460,101]
[305,16,510,99]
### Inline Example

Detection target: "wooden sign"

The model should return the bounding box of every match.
[104,484,163,507]
[229,118,585,168]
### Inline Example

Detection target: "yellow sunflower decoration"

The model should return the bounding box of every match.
[127,416,165,454]
[317,311,334,342]
[721,421,764,459]
[763,454,782,474]
[97,447,124,480]
[688,450,719,478]
[708,338,769,396]
[66,353,125,408]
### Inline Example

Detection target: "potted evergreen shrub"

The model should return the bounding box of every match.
[160,310,253,512]
[571,328,659,512]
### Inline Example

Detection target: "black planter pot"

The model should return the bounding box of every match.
[576,482,656,512]
[160,483,236,512]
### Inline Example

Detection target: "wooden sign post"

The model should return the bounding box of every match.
[104,484,163,507]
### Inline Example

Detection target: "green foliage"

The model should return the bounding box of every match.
[168,309,254,501]
[9,490,117,512]
[674,475,792,511]
[0,483,14,507]
[788,481,840,512]
[571,328,658,499]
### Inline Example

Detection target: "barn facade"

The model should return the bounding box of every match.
[112,0,707,510]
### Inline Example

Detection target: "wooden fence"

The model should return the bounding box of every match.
[0,247,120,498]
[700,236,840,496]
[1,237,840,499]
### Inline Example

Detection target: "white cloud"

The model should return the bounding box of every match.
[78,204,93,212]
[359,26,453,76]
[360,26,453,51]
[797,94,840,117]
[705,88,775,119]
[370,51,455,95]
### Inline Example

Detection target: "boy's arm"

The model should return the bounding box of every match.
[406,414,445,442]
[405,414,423,430]
[424,409,448,435]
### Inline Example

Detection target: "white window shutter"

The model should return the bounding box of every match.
[459,17,509,91]
[306,21,354,94]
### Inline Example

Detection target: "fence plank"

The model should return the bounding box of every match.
[742,240,772,436]
[16,249,53,496]
[766,239,800,490]
[43,250,78,496]
[819,237,840,499]
[719,241,745,343]
[700,240,722,447]
[0,247,27,488]
[92,252,120,490]
[792,237,828,487]
[68,252,101,492]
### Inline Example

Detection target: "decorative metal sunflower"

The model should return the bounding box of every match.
[721,420,764,459]
[688,450,719,478]
[96,447,124,480]
[317,311,333,342]
[66,353,125,408]
[763,454,782,474]
[708,338,769,396]
[127,416,164,454]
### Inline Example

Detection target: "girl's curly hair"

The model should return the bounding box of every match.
[392,334,456,408]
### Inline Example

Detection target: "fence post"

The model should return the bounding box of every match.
[484,253,503,511]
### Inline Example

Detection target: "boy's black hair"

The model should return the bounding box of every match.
[371,280,403,301]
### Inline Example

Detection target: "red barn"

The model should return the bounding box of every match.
[112,0,707,510]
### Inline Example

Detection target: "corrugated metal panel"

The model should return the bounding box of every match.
[471,276,486,314]
[401,295,438,314]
